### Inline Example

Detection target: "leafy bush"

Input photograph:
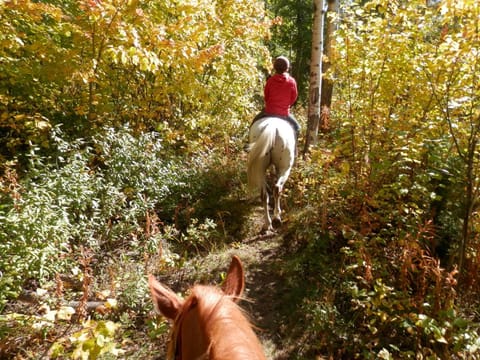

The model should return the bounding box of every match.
[333,234,480,359]
[0,0,270,161]
[56,320,124,359]
[0,125,239,310]
[284,143,480,358]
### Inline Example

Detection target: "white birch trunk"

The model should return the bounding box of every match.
[303,0,325,154]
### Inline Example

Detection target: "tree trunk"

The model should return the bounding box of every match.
[303,0,325,155]
[319,0,338,133]
[459,137,477,279]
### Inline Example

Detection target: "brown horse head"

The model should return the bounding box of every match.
[148,255,266,360]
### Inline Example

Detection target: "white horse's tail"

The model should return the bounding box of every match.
[247,124,276,191]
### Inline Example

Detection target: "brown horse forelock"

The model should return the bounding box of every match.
[169,285,263,360]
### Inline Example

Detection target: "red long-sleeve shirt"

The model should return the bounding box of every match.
[264,73,298,116]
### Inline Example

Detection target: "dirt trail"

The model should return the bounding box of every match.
[241,235,293,359]
[156,204,297,360]
[183,208,295,359]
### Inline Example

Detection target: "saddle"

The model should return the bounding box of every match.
[250,113,299,139]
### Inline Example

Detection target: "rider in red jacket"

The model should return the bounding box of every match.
[264,59,298,117]
[252,56,300,138]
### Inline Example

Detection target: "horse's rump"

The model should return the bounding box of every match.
[247,117,295,188]
[247,120,277,191]
[246,117,296,231]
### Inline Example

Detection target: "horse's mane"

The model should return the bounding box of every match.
[169,284,261,360]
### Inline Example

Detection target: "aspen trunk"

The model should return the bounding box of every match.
[303,0,325,155]
[319,0,338,133]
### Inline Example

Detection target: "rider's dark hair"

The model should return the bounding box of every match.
[273,56,290,73]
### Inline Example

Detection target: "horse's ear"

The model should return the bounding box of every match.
[148,274,183,320]
[222,255,245,301]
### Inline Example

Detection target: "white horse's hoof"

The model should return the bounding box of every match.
[261,225,274,235]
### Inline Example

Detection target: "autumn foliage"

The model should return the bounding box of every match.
[0,0,270,161]
[1,0,480,359]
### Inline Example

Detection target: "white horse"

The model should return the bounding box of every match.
[247,117,296,232]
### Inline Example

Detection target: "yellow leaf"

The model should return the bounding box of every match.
[57,306,76,320]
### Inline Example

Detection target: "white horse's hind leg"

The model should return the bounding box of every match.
[272,185,282,228]
[261,184,273,231]
[272,166,292,227]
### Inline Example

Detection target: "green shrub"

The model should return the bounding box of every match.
[0,125,229,309]
[284,145,480,359]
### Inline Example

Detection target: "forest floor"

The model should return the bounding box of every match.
[2,203,309,359]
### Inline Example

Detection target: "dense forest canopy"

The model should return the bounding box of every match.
[1,0,480,358]
[0,0,270,159]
